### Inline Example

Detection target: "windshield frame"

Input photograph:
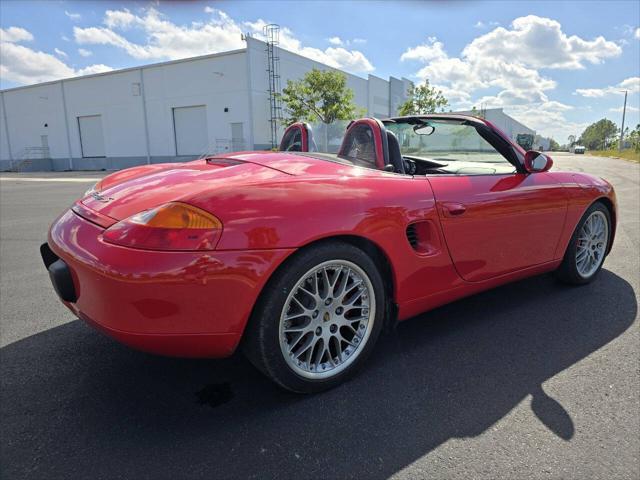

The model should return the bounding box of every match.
[382,115,525,173]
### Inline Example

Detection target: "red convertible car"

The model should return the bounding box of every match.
[42,115,616,393]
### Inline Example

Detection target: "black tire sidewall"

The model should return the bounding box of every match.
[247,242,386,393]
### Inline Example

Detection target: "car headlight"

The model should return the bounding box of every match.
[102,202,223,251]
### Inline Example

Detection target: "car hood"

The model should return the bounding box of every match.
[81,158,289,221]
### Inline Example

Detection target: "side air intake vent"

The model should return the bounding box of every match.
[406,224,419,249]
[405,221,440,255]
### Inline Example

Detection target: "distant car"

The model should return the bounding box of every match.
[42,114,617,393]
[572,145,586,154]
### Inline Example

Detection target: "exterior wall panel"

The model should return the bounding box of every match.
[1,40,413,170]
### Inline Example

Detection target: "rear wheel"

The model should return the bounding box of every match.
[243,242,385,393]
[555,202,610,285]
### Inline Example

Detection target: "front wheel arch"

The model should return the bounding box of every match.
[555,201,611,285]
[593,197,615,255]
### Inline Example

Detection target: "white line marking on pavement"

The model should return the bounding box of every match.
[0,177,100,183]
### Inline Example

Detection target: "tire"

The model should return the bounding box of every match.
[555,202,611,285]
[243,241,386,393]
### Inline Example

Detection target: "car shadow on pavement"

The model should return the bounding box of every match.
[1,270,636,479]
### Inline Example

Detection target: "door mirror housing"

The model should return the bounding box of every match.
[524,151,553,173]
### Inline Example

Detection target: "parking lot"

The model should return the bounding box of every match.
[0,153,638,479]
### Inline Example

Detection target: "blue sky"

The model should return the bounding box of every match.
[1,0,639,141]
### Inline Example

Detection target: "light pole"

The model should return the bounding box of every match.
[619,90,628,152]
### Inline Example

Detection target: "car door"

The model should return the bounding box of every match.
[423,121,568,282]
[429,173,567,282]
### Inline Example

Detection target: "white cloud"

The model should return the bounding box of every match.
[610,105,640,113]
[54,47,68,58]
[401,16,623,141]
[0,26,112,85]
[463,16,621,70]
[104,8,136,29]
[621,77,640,90]
[204,6,215,14]
[328,36,367,48]
[504,104,588,141]
[635,27,640,39]
[78,48,92,57]
[76,64,113,76]
[74,7,374,73]
[401,37,447,62]
[575,77,640,97]
[475,21,500,29]
[65,10,81,21]
[0,27,34,43]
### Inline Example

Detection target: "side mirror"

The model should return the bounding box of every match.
[524,151,553,173]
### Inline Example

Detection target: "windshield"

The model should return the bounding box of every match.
[385,120,509,164]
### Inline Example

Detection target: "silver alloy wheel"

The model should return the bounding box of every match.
[278,260,375,379]
[576,210,608,278]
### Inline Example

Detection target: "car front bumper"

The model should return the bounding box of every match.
[43,209,294,358]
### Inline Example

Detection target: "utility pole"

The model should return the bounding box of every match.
[619,90,628,152]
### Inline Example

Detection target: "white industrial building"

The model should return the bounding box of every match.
[0,35,413,171]
[455,108,551,150]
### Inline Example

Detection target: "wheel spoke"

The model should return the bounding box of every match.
[297,285,317,302]
[338,332,357,348]
[342,284,365,306]
[576,248,589,262]
[290,296,308,313]
[290,332,312,356]
[284,320,311,333]
[320,268,331,298]
[312,339,325,368]
[332,268,350,299]
[330,336,343,363]
[342,324,358,336]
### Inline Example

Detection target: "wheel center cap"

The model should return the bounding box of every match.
[323,311,331,322]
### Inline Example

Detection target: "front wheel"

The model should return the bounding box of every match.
[555,202,611,285]
[243,242,386,393]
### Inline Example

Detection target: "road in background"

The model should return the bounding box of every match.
[1,154,638,479]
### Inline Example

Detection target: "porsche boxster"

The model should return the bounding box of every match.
[42,114,616,393]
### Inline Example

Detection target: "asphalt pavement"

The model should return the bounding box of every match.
[0,153,638,479]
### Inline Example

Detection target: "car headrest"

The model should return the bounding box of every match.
[386,130,403,172]
[338,118,404,173]
[279,122,316,152]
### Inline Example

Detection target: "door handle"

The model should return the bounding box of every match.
[442,202,466,217]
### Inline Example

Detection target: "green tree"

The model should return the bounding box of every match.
[470,106,485,119]
[628,124,640,152]
[398,80,448,115]
[549,138,560,151]
[567,135,576,147]
[578,119,618,150]
[280,68,360,125]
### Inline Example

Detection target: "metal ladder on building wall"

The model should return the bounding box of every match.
[264,24,282,149]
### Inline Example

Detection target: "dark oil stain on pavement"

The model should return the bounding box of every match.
[196,382,234,407]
